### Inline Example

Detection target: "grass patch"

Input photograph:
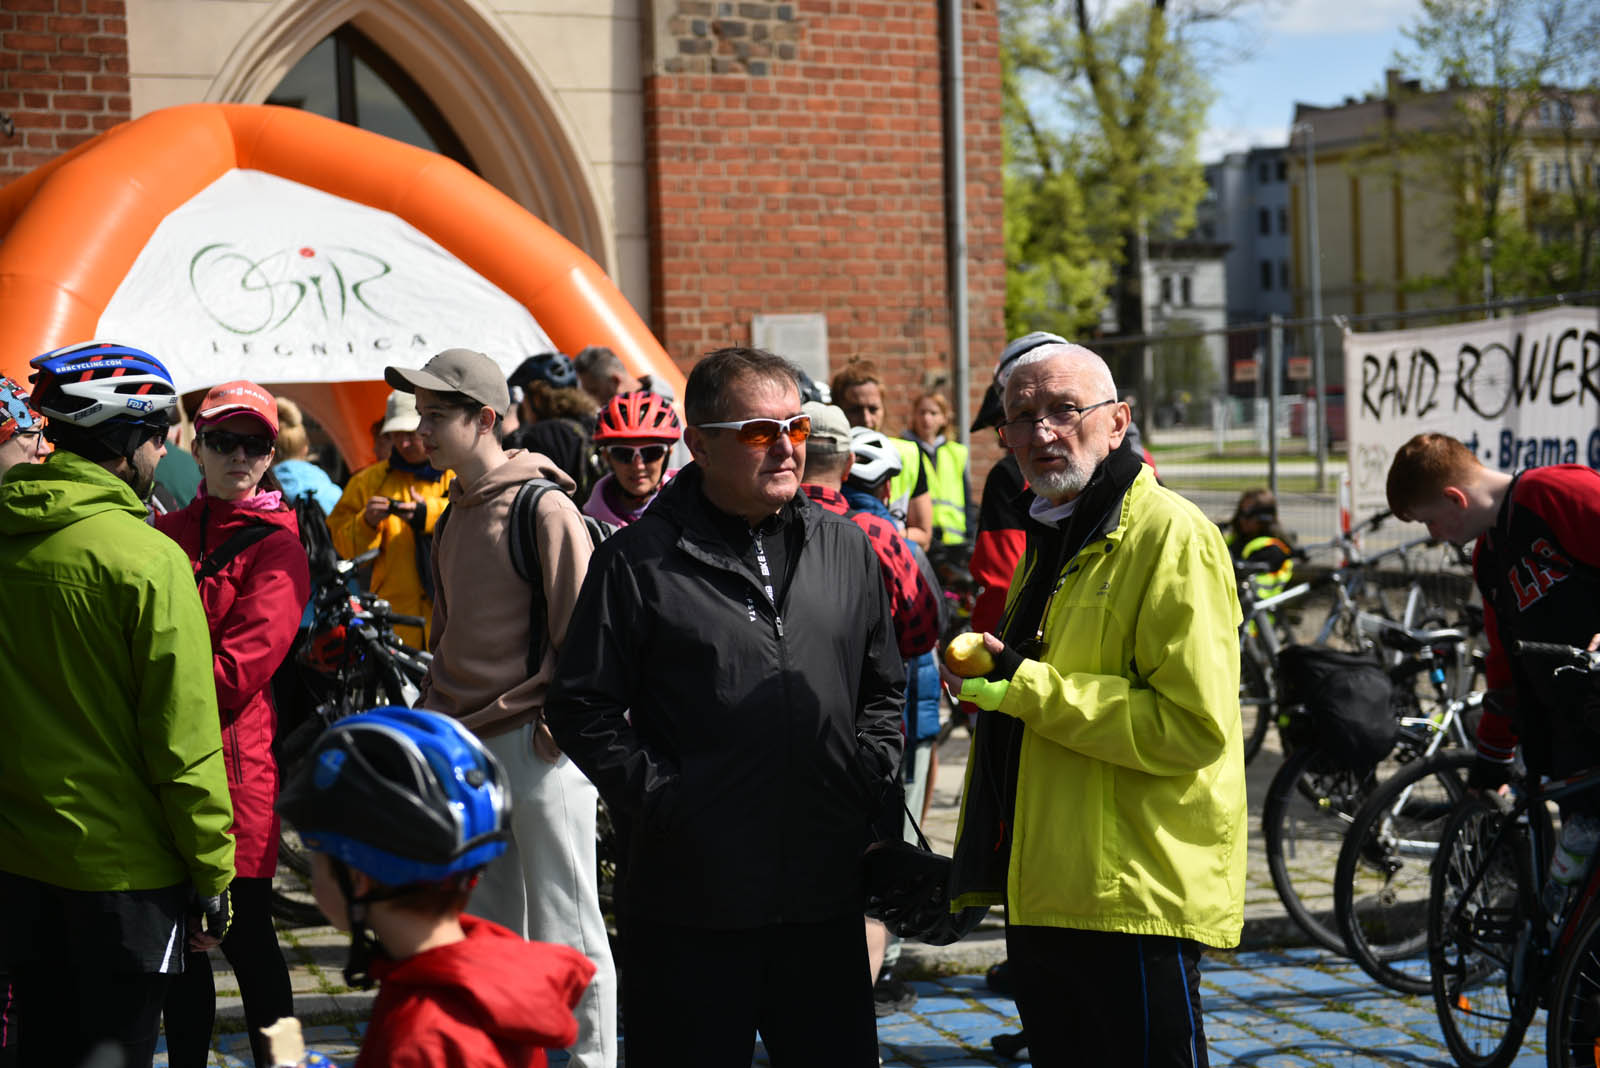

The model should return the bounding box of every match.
[1163,474,1328,495]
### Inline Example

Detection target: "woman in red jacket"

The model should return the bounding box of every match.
[156,381,311,1068]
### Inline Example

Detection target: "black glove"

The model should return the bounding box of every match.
[1466,755,1512,792]
[199,887,232,941]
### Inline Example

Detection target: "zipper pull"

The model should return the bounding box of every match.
[776,614,785,638]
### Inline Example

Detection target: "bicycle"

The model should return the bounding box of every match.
[1428,640,1600,1068]
[271,549,433,924]
[1332,741,1480,993]
[1237,511,1470,765]
[1261,613,1478,953]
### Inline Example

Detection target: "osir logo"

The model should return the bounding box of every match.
[189,243,399,337]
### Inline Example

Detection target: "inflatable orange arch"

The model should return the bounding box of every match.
[0,103,680,467]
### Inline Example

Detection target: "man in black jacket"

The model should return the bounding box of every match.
[547,346,905,1067]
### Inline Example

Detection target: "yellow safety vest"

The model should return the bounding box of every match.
[923,439,969,545]
[887,436,924,520]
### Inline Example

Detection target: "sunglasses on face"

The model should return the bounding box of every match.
[605,444,669,465]
[200,429,274,457]
[695,414,811,448]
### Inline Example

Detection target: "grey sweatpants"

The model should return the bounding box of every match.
[468,727,617,1068]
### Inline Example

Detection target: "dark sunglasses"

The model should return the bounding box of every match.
[200,429,274,457]
[605,444,669,465]
[695,414,811,448]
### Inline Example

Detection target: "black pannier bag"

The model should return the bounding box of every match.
[1276,644,1397,772]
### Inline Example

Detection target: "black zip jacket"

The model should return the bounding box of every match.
[546,463,906,928]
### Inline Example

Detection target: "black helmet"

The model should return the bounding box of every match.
[795,368,830,405]
[862,840,989,946]
[508,351,578,392]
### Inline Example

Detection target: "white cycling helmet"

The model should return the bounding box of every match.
[847,426,902,491]
[29,341,178,430]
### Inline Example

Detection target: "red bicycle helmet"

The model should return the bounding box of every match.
[594,390,682,443]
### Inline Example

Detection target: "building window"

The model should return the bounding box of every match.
[1180,276,1192,305]
[1258,161,1271,184]
[1276,159,1287,181]
[1279,260,1290,289]
[1502,161,1518,193]
[1258,208,1271,235]
[1260,260,1273,290]
[1160,276,1173,305]
[266,25,477,172]
[1277,207,1288,233]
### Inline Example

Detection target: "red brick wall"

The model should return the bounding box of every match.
[0,0,130,182]
[644,0,1006,474]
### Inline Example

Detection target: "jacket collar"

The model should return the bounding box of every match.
[652,462,818,574]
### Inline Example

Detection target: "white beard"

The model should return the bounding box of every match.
[1022,451,1095,501]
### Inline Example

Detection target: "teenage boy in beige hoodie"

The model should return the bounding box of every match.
[386,349,616,1068]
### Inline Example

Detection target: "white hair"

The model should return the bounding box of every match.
[999,342,1117,399]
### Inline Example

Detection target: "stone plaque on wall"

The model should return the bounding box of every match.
[752,313,828,386]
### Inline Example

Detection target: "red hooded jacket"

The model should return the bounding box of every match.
[357,915,596,1068]
[155,489,309,878]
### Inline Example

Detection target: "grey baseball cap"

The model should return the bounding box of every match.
[385,348,511,417]
[801,401,851,449]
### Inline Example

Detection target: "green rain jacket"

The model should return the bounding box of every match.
[0,450,235,896]
[950,464,1247,948]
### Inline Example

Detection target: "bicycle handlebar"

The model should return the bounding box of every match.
[1514,640,1600,666]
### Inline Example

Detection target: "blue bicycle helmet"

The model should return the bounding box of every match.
[0,376,42,446]
[508,351,578,392]
[276,706,509,888]
[29,341,178,429]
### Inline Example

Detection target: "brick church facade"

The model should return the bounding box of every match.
[0,0,1004,464]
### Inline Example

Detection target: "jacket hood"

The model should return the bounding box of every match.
[0,450,146,535]
[449,449,575,509]
[373,916,594,1047]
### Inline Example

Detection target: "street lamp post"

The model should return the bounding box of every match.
[1292,120,1328,491]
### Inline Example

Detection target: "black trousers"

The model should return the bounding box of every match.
[1007,924,1209,1068]
[0,873,186,1068]
[163,878,293,1068]
[618,914,878,1067]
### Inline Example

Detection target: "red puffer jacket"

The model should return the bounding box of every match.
[156,488,310,879]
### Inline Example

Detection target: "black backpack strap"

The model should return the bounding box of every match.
[508,479,562,677]
[195,522,274,584]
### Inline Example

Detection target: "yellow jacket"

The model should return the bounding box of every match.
[951,466,1246,948]
[327,460,454,649]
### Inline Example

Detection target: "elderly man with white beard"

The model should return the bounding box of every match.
[943,337,1245,1068]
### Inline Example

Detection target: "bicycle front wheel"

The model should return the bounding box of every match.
[1334,750,1472,993]
[1262,745,1374,953]
[1428,794,1535,1068]
[1547,907,1600,1067]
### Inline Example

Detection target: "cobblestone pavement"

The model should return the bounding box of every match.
[163,731,1499,1066]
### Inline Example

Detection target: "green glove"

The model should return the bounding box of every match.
[958,675,1012,711]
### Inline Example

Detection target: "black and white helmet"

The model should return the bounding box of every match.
[847,426,902,491]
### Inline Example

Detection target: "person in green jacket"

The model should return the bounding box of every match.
[0,343,235,1068]
[945,338,1244,1068]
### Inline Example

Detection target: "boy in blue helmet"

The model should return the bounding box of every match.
[277,707,594,1068]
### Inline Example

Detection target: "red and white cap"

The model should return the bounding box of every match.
[195,380,279,436]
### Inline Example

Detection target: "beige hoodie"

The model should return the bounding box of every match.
[419,449,592,738]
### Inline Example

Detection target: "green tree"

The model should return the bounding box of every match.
[1392,0,1599,299]
[1001,0,1218,395]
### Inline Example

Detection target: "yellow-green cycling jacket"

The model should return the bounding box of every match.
[950,460,1246,948]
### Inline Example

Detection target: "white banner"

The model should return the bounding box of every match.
[1344,306,1600,515]
[97,169,553,392]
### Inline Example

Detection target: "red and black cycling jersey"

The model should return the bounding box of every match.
[802,483,940,658]
[1473,464,1600,775]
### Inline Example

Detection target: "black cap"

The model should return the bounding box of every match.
[972,332,1071,433]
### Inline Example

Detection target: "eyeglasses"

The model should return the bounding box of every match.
[200,429,274,457]
[605,444,669,465]
[996,399,1115,447]
[695,414,812,448]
